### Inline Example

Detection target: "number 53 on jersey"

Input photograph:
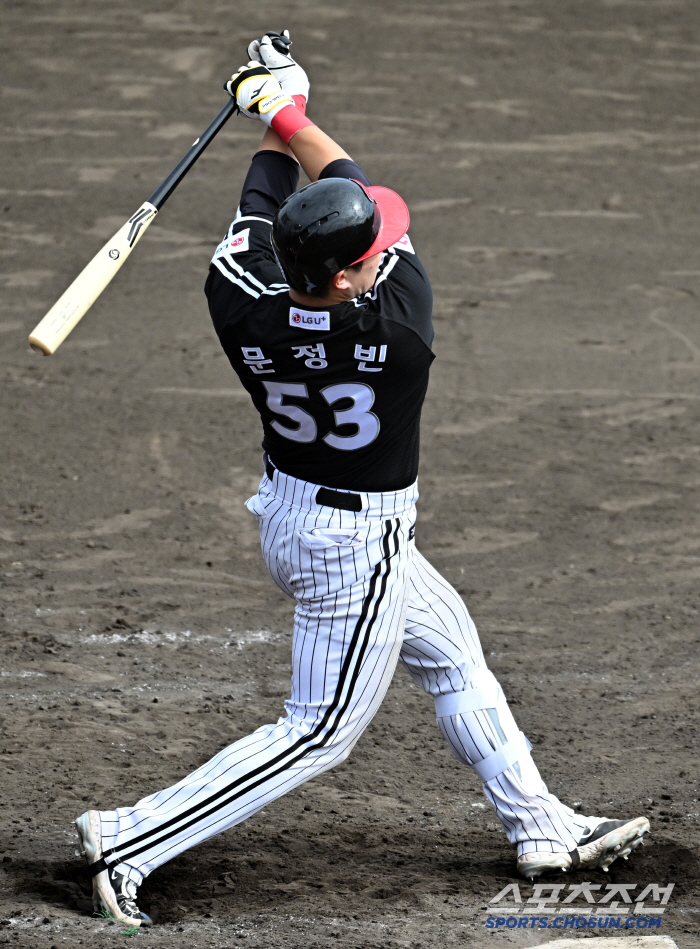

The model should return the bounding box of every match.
[263,381,379,451]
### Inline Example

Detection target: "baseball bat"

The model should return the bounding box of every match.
[28,97,237,355]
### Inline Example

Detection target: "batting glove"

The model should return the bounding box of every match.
[247,30,310,106]
[224,63,295,124]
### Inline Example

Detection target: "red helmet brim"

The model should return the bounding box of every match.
[351,185,410,264]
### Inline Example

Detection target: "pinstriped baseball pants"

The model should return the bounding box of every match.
[96,467,587,885]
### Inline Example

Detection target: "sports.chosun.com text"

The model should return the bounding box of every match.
[486,915,663,930]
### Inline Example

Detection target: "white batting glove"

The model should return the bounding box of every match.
[224,63,295,123]
[247,30,309,105]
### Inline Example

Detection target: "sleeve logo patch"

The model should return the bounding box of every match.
[228,228,250,253]
[289,307,330,331]
[214,228,250,257]
[392,232,415,254]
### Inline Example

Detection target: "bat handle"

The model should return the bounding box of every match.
[146,98,237,211]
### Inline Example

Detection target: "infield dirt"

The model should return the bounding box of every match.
[1,1,699,947]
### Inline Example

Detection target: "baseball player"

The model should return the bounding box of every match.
[75,33,650,927]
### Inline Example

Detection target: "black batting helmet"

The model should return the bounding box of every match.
[271,178,409,294]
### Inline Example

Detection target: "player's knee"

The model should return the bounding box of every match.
[432,667,501,720]
[326,728,363,768]
[326,741,355,769]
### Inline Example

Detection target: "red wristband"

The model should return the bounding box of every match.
[292,95,307,114]
[271,103,315,145]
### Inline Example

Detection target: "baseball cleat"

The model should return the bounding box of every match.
[517,816,650,880]
[75,811,152,927]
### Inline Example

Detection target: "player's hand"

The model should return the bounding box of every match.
[224,63,295,122]
[246,29,291,64]
[247,30,310,105]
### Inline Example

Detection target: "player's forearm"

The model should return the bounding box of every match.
[286,125,351,183]
[243,121,350,220]
[256,126,296,161]
[255,114,353,183]
[260,104,351,181]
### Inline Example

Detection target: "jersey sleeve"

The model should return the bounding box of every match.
[205,217,288,340]
[206,150,302,326]
[318,157,371,187]
[238,149,300,221]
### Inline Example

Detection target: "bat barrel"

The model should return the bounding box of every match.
[27,202,157,355]
[28,96,237,355]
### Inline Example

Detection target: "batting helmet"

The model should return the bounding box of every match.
[271,178,409,294]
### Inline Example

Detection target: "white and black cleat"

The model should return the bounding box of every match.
[75,811,152,927]
[517,816,650,880]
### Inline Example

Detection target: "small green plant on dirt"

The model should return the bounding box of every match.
[93,909,116,919]
[92,909,139,935]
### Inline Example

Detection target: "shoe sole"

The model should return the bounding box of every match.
[517,816,650,880]
[75,811,143,927]
[517,850,570,880]
[578,816,650,872]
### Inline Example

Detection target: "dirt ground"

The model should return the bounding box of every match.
[1,0,699,946]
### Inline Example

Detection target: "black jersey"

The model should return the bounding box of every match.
[205,155,434,492]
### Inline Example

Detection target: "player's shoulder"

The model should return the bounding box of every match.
[208,214,287,309]
[359,233,434,348]
[213,214,276,260]
[388,232,417,258]
[379,232,430,291]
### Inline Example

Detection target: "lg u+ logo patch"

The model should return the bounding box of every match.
[289,307,330,331]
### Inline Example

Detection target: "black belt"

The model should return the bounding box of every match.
[264,454,363,513]
[316,487,363,512]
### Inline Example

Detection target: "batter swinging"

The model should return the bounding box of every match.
[75,32,650,927]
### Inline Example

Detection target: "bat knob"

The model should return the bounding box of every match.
[264,30,292,54]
